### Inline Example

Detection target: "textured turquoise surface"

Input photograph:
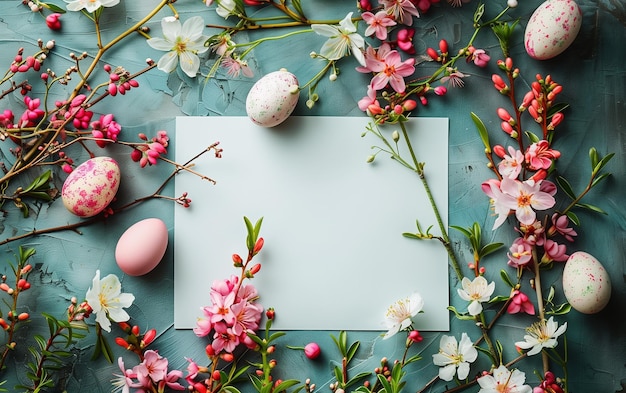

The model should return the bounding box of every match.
[0,1,625,392]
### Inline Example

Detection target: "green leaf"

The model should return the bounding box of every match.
[565,210,580,226]
[273,379,300,392]
[42,3,67,13]
[223,385,242,393]
[24,191,52,201]
[244,216,255,251]
[591,172,612,188]
[548,303,572,315]
[479,242,504,258]
[588,147,599,169]
[333,365,343,383]
[446,306,475,321]
[547,102,569,118]
[499,269,515,288]
[592,152,615,175]
[450,225,472,239]
[556,176,576,200]
[470,112,491,151]
[377,373,393,393]
[253,216,264,239]
[404,354,422,365]
[345,340,360,363]
[267,331,286,343]
[525,131,540,144]
[575,202,607,215]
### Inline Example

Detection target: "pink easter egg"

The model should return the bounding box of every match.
[61,156,120,217]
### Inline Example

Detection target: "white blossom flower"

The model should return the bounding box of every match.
[382,292,424,339]
[206,0,237,19]
[432,333,478,381]
[147,16,209,78]
[85,270,135,332]
[311,12,365,66]
[457,276,495,316]
[514,316,567,356]
[64,0,119,13]
[477,365,532,393]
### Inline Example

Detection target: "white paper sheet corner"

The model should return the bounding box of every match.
[174,116,450,332]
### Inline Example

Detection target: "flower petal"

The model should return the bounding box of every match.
[179,51,201,77]
[147,37,173,51]
[157,51,179,73]
[182,16,206,42]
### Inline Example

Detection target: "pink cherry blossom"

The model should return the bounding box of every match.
[362,11,396,40]
[541,239,568,263]
[548,213,577,242]
[507,237,533,267]
[507,290,535,315]
[369,50,415,93]
[396,28,416,54]
[358,86,380,112]
[490,177,556,229]
[134,350,168,384]
[379,0,420,25]
[498,146,524,179]
[525,140,561,171]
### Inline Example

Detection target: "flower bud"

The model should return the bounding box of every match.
[141,328,157,347]
[304,342,321,359]
[253,237,264,254]
[391,130,400,142]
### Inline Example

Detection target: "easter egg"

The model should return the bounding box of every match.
[246,68,299,127]
[562,251,611,314]
[524,0,582,60]
[115,218,168,276]
[61,156,120,217]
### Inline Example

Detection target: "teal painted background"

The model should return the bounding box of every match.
[0,0,624,392]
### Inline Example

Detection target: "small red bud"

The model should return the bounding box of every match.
[426,47,439,61]
[253,237,264,254]
[249,263,261,275]
[131,325,140,336]
[115,337,130,349]
[212,370,221,381]
[141,328,157,347]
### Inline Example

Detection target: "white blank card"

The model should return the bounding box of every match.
[174,116,449,331]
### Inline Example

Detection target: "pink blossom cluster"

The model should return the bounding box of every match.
[480,63,577,319]
[114,351,185,392]
[193,274,263,355]
[355,1,490,123]
[130,131,169,167]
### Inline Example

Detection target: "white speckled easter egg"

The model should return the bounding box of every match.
[115,218,168,276]
[246,69,299,127]
[524,0,582,60]
[61,156,120,217]
[562,251,611,314]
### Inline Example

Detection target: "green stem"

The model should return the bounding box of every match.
[531,246,549,374]
[399,121,462,281]
[236,28,312,58]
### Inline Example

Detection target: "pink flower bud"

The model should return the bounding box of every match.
[493,145,506,158]
[253,237,264,254]
[304,342,321,359]
[497,108,512,122]
[141,328,157,347]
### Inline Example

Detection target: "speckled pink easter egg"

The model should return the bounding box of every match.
[246,69,299,127]
[524,0,582,60]
[562,251,611,314]
[115,218,168,276]
[61,156,120,217]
